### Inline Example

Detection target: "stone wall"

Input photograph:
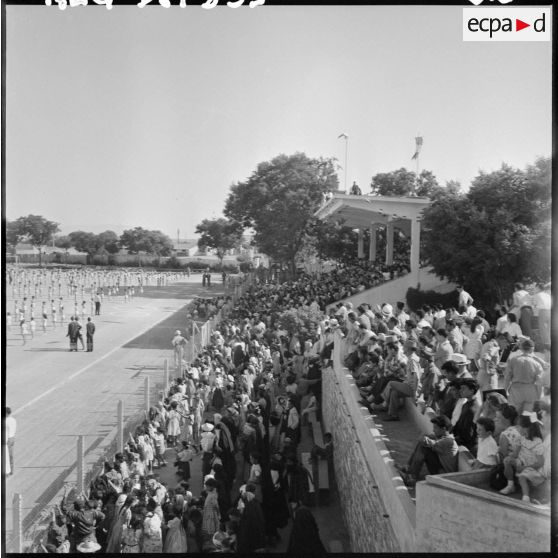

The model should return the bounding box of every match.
[416,472,551,552]
[321,332,416,552]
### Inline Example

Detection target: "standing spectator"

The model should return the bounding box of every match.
[452,379,480,454]
[532,283,551,348]
[510,282,533,337]
[86,317,95,352]
[141,499,163,553]
[504,338,543,414]
[477,331,500,392]
[172,330,186,370]
[456,285,474,309]
[434,328,453,369]
[201,477,221,539]
[61,497,105,552]
[94,293,101,316]
[4,407,16,476]
[287,504,326,554]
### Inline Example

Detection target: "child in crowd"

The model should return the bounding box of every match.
[500,412,545,496]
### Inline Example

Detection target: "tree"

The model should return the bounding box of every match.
[224,152,339,275]
[5,221,24,253]
[195,218,243,268]
[11,215,59,266]
[68,231,98,255]
[96,230,120,254]
[54,235,72,250]
[303,217,358,262]
[120,227,173,256]
[370,167,440,197]
[421,158,551,307]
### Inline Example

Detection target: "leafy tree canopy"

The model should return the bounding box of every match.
[195,218,243,264]
[68,231,98,255]
[421,157,551,305]
[96,230,120,254]
[120,227,173,256]
[9,215,59,265]
[11,215,60,248]
[224,152,339,270]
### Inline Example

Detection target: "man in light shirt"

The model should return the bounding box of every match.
[532,283,551,347]
[456,285,474,309]
[5,407,16,475]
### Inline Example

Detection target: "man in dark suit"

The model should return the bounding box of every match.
[86,317,96,352]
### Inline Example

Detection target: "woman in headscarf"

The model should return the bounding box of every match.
[237,484,267,553]
[105,495,137,553]
[141,498,163,553]
[201,478,221,539]
[287,504,326,554]
[162,510,188,553]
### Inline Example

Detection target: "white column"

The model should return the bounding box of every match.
[369,224,377,262]
[357,229,364,259]
[385,222,394,266]
[410,216,421,282]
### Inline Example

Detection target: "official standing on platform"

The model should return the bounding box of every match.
[86,317,96,352]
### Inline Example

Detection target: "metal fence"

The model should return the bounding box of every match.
[9,272,256,551]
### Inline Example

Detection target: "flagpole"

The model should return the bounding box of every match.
[344,136,348,193]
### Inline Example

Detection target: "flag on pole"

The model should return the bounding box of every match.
[338,132,348,139]
[411,136,423,159]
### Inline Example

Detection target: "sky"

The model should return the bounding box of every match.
[4,3,552,240]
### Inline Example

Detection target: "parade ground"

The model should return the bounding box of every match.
[4,274,225,541]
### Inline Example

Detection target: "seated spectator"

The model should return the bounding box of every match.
[494,403,521,462]
[477,330,501,392]
[373,339,422,421]
[517,401,551,504]
[500,412,544,496]
[397,414,458,485]
[418,346,443,411]
[458,417,499,471]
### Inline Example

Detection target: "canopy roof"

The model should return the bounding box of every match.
[314,194,432,235]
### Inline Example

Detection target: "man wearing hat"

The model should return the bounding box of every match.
[397,414,458,485]
[448,353,473,378]
[504,338,544,414]
[381,303,393,321]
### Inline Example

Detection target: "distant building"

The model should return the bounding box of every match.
[172,239,199,257]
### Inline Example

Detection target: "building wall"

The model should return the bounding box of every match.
[415,472,551,552]
[326,266,456,312]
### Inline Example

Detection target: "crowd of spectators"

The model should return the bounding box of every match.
[26,270,551,552]
[336,286,550,505]
[41,277,338,553]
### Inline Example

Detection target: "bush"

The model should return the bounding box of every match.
[164,256,183,269]
[406,287,459,313]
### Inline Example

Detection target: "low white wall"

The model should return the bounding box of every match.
[416,472,551,552]
[327,266,456,312]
